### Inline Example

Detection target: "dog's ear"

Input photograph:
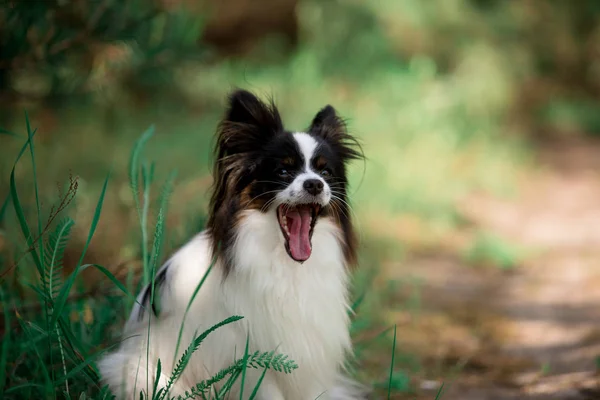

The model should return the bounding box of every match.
[218,90,283,156]
[309,105,363,161]
[309,105,338,133]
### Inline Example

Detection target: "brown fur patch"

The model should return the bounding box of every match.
[240,181,270,210]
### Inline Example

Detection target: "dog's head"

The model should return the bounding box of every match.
[208,89,362,272]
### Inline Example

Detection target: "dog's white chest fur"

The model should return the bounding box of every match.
[98,210,356,400]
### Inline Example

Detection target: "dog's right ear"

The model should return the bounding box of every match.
[226,90,281,127]
[218,90,283,157]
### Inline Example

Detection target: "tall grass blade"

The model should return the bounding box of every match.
[10,133,42,274]
[25,112,44,276]
[238,333,250,400]
[141,161,152,285]
[434,382,445,400]
[217,368,242,398]
[4,383,47,395]
[149,208,165,312]
[152,359,162,400]
[50,173,109,326]
[247,368,268,400]
[387,324,397,400]
[0,127,20,137]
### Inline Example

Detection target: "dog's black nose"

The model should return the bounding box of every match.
[303,179,324,196]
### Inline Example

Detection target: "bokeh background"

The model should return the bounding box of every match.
[2,1,600,399]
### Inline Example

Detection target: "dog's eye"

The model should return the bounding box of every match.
[320,169,332,177]
[277,168,290,178]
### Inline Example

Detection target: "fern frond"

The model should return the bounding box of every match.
[176,350,298,399]
[43,218,74,303]
[41,218,74,399]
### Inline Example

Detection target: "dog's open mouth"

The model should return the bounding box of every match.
[277,203,320,262]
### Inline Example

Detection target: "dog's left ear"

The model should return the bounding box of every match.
[218,90,283,158]
[226,90,282,131]
[309,105,339,137]
[309,105,363,161]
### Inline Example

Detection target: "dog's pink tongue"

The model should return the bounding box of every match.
[288,207,312,261]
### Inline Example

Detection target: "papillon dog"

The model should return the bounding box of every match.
[98,89,369,399]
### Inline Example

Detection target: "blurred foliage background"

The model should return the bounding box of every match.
[2,0,600,398]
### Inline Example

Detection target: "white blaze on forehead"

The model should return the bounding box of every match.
[280,132,330,206]
[293,132,318,171]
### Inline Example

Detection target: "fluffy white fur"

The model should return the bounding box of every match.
[98,133,368,399]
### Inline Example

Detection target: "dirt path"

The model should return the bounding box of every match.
[385,137,600,399]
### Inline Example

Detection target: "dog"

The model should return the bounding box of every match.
[98,89,369,399]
